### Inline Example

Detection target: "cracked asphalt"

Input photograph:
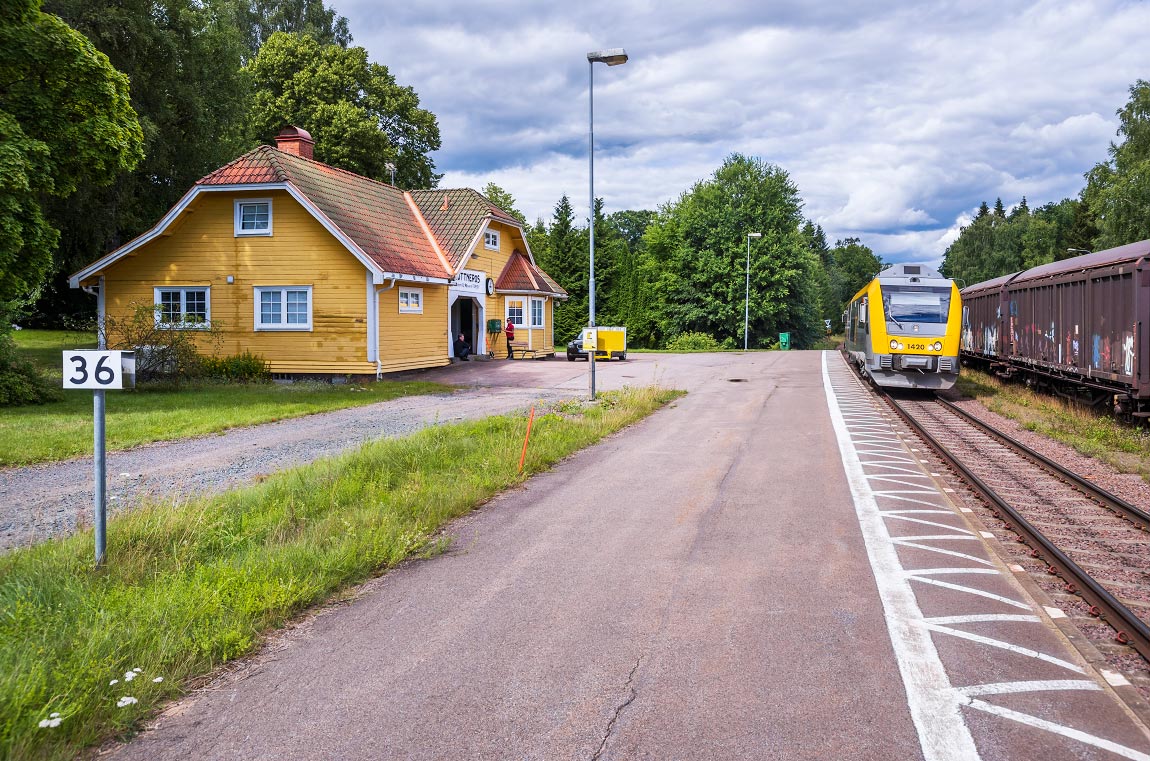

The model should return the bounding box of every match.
[110,352,922,760]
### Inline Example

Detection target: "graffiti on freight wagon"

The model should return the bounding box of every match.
[1007,314,1134,376]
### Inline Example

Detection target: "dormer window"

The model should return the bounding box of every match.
[235,199,272,236]
[483,229,500,250]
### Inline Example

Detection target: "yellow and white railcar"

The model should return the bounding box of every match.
[843,263,962,390]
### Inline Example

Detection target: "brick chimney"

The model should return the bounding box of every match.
[274,126,314,160]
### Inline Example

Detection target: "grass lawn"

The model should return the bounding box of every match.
[10,329,98,376]
[0,386,682,760]
[3,330,452,466]
[956,367,1150,482]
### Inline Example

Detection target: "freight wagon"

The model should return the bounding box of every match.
[960,239,1150,416]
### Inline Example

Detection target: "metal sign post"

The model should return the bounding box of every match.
[63,350,135,566]
[93,389,106,564]
[584,328,598,401]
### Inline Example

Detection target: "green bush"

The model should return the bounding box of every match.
[0,333,62,406]
[665,331,721,352]
[103,304,223,383]
[201,351,271,382]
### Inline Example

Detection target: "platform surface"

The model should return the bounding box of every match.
[112,351,1150,760]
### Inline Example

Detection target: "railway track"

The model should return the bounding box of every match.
[882,391,1150,664]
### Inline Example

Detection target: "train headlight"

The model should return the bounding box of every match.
[890,340,899,350]
[932,341,942,351]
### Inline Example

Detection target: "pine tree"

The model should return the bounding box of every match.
[993,197,1006,218]
[539,196,586,343]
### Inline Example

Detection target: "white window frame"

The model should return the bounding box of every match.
[506,297,525,327]
[153,286,211,329]
[234,198,273,237]
[399,287,424,314]
[254,285,313,331]
[529,298,545,328]
[483,229,500,251]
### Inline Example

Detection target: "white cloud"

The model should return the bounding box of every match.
[340,0,1150,262]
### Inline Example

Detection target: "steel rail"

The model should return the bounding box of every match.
[882,393,1150,663]
[936,397,1150,530]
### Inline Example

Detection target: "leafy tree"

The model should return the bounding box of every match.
[831,238,881,307]
[941,196,1085,286]
[235,0,351,59]
[35,0,249,326]
[0,0,143,403]
[1084,79,1150,249]
[245,32,441,188]
[642,154,822,349]
[0,0,143,306]
[481,183,526,225]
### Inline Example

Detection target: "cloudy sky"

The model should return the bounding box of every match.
[340,0,1150,265]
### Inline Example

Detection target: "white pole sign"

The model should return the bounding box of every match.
[63,350,127,389]
[62,350,134,566]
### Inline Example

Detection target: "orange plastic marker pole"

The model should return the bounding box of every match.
[519,406,536,472]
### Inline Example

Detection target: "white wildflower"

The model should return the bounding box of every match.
[133,667,142,673]
[152,677,163,683]
[50,713,60,718]
[123,671,136,682]
[109,679,119,686]
[116,696,138,708]
[38,717,62,728]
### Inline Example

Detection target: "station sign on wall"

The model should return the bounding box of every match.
[450,269,485,297]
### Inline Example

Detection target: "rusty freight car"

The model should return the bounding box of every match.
[960,240,1150,417]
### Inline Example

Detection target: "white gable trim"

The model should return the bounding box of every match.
[482,216,539,266]
[70,182,451,288]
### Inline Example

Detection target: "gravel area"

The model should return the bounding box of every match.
[0,383,570,552]
[909,391,1150,703]
[947,394,1150,511]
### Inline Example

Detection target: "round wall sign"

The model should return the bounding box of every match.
[485,277,495,295]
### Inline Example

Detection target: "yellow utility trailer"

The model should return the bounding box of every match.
[583,326,627,360]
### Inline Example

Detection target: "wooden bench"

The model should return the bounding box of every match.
[508,341,538,359]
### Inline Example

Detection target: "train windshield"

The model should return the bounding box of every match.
[882,285,951,324]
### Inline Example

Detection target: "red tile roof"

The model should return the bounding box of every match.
[199,147,451,280]
[75,143,570,293]
[409,188,522,271]
[495,250,568,297]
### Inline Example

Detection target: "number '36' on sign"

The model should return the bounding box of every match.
[62,351,136,390]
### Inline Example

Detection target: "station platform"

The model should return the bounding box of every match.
[112,350,1150,760]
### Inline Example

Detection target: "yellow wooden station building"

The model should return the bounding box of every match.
[70,127,567,377]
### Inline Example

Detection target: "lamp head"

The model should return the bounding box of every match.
[748,232,762,239]
[588,48,629,66]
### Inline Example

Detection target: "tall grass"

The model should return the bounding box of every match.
[0,387,681,759]
[956,368,1150,481]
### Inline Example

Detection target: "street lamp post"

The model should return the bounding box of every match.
[587,48,628,401]
[745,232,761,351]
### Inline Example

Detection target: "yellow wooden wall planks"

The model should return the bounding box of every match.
[86,191,557,374]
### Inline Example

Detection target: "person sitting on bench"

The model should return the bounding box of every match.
[453,333,471,361]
